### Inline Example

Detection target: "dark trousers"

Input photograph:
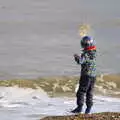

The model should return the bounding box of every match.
[76,75,96,108]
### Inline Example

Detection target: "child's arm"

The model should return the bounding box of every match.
[74,54,85,64]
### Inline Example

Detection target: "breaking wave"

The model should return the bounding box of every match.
[0,74,120,98]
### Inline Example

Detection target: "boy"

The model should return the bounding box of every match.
[72,36,97,114]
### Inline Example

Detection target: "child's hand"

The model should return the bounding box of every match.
[74,54,80,64]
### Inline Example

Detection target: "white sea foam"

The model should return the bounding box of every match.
[0,86,119,120]
[0,86,49,108]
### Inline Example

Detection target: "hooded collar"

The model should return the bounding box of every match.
[84,46,96,51]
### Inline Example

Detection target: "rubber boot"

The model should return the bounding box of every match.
[71,105,82,113]
[85,106,91,114]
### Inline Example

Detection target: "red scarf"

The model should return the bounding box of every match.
[84,46,96,51]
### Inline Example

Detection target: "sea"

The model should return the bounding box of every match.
[0,0,120,119]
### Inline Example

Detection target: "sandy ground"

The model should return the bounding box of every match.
[41,112,120,120]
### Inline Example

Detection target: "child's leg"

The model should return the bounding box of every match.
[72,75,91,113]
[85,76,96,113]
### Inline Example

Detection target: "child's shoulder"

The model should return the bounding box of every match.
[83,50,96,59]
